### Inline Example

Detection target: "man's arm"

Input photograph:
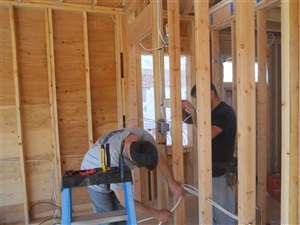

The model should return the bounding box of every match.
[211,125,223,139]
[156,156,185,198]
[182,100,197,124]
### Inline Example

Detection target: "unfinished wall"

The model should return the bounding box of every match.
[1,3,121,224]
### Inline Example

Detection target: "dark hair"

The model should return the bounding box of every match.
[190,85,196,97]
[130,141,158,170]
[190,82,219,97]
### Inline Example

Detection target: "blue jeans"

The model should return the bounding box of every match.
[212,174,235,225]
[87,187,126,225]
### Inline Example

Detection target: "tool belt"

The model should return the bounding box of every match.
[212,162,237,186]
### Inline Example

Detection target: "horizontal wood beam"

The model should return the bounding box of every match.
[209,0,280,30]
[127,3,153,45]
[267,8,281,22]
[266,21,281,32]
[255,0,280,11]
[2,0,123,14]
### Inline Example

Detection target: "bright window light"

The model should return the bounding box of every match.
[141,54,189,146]
[223,61,258,82]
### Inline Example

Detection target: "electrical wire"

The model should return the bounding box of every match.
[26,160,60,222]
[139,42,165,52]
[138,183,240,224]
[28,201,61,225]
[267,33,275,49]
[137,198,182,224]
[182,184,239,221]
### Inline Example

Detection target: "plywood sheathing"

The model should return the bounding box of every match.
[257,8,268,225]
[281,0,300,224]
[236,0,256,224]
[1,2,121,223]
[194,1,213,224]
[167,0,185,224]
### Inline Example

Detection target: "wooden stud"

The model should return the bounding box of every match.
[266,42,274,174]
[115,14,124,126]
[231,21,238,215]
[167,0,185,223]
[281,1,300,224]
[151,0,169,210]
[257,8,268,225]
[235,1,256,224]
[135,48,150,203]
[231,22,237,115]
[9,5,29,224]
[82,11,93,148]
[194,1,212,224]
[45,7,62,209]
[125,43,142,200]
[186,20,198,188]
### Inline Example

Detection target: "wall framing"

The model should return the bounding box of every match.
[1,0,300,224]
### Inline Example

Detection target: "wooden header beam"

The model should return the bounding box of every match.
[127,3,153,45]
[2,0,123,14]
[209,0,280,30]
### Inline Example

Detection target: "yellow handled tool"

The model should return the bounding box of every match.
[101,144,108,172]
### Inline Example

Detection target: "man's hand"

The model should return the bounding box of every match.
[168,179,185,198]
[154,209,172,223]
[182,100,197,124]
[182,100,195,113]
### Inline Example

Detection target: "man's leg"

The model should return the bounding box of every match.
[212,174,235,225]
[87,187,114,225]
[111,191,126,225]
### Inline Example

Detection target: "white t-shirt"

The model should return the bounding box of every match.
[81,127,158,192]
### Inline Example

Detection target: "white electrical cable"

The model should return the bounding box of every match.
[138,183,240,224]
[205,198,239,221]
[182,184,239,222]
[26,160,59,218]
[139,42,165,51]
[137,198,182,224]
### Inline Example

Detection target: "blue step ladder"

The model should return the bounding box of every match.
[61,167,137,225]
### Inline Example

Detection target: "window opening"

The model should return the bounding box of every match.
[141,55,189,146]
[223,61,258,82]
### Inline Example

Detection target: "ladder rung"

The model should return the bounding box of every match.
[71,209,128,225]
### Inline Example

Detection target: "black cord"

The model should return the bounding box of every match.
[28,201,61,224]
